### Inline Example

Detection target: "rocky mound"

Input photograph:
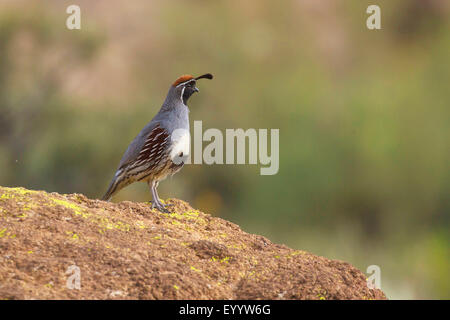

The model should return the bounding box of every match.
[0,186,385,300]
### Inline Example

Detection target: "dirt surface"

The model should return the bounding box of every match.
[0,186,386,300]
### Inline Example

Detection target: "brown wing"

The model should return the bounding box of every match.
[133,124,170,169]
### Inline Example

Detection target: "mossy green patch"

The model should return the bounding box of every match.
[49,197,131,233]
[159,210,206,225]
[135,220,146,229]
[315,288,328,300]
[0,193,13,200]
[210,256,231,264]
[0,187,37,203]
[98,218,130,232]
[7,187,35,195]
[290,250,305,256]
[0,227,16,239]
[51,198,90,218]
[66,231,80,240]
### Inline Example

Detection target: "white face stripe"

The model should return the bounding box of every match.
[180,86,186,104]
[175,79,196,88]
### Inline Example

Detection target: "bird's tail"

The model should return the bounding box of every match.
[101,169,127,201]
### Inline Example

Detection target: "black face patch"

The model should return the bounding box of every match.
[182,80,197,104]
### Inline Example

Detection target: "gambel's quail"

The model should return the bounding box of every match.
[101,73,213,212]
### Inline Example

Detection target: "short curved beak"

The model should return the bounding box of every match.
[194,87,199,93]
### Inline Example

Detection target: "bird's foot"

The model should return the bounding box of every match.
[151,200,171,213]
[159,199,174,207]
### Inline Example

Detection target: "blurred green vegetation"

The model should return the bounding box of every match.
[0,0,449,299]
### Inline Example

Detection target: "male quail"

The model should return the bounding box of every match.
[101,73,213,212]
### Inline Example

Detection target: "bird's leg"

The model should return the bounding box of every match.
[148,180,169,213]
[153,181,174,209]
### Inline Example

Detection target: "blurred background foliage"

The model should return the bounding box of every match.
[0,0,449,299]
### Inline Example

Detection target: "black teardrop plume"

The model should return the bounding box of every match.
[195,73,213,80]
